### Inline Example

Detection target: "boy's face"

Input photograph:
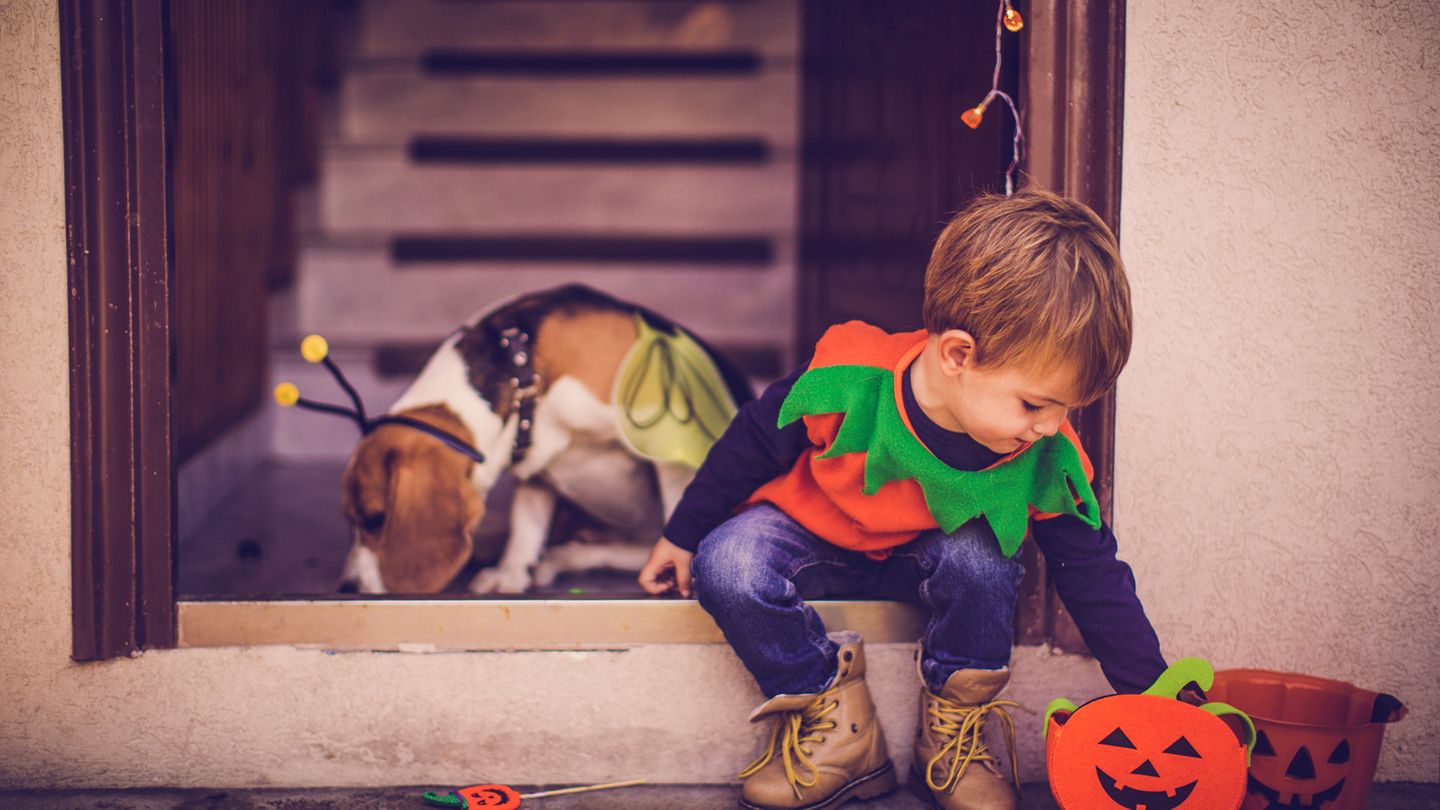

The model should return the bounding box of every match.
[926,331,1079,455]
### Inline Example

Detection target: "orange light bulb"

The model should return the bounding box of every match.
[1004,5,1024,32]
[961,105,986,129]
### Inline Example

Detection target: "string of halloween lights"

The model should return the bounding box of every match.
[961,0,1025,194]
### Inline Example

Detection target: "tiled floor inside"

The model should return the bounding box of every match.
[179,458,648,597]
[180,460,354,597]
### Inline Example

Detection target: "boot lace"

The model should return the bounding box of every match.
[737,694,840,799]
[924,694,1020,795]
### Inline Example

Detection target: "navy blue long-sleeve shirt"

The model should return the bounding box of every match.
[664,362,1168,694]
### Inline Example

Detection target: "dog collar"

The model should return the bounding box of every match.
[498,326,541,465]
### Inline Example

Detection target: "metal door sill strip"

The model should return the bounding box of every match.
[177,599,922,650]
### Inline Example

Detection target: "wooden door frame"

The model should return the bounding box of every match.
[62,0,175,660]
[1018,0,1127,651]
[62,0,1127,660]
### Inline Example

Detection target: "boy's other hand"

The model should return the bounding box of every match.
[638,537,694,597]
[1178,682,1208,706]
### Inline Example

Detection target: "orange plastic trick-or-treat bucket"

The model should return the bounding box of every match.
[1209,669,1407,810]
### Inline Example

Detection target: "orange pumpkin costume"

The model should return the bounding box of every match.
[746,321,1099,559]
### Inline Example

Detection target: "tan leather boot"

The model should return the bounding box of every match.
[738,634,896,809]
[912,666,1020,810]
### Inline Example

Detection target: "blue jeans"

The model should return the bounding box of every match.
[693,504,1025,697]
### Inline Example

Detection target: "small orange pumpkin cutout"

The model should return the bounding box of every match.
[1045,658,1257,810]
[457,783,522,810]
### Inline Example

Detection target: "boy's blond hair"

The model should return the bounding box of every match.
[922,189,1132,405]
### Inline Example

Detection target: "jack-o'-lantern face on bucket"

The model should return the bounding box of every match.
[1049,695,1251,809]
[1243,730,1354,809]
[1045,658,1257,810]
[1090,723,1209,809]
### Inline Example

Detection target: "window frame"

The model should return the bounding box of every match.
[64,0,1127,660]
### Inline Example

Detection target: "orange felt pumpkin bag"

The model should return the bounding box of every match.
[1045,658,1257,810]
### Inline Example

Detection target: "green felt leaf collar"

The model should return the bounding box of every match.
[778,364,1100,558]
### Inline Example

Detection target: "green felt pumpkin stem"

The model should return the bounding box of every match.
[1042,697,1078,738]
[1141,657,1215,699]
[1201,701,1259,766]
[422,791,464,807]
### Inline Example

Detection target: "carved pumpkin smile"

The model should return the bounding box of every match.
[1096,766,1198,810]
[1246,774,1346,810]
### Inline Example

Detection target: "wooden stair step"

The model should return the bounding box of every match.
[293,243,796,351]
[318,148,797,234]
[338,70,797,142]
[374,339,782,382]
[354,0,797,60]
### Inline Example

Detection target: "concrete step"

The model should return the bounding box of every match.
[339,69,797,143]
[318,146,797,234]
[0,784,1074,809]
[292,242,796,354]
[353,0,798,60]
[10,785,1440,810]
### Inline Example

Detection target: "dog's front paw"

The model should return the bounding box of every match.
[468,565,533,594]
[531,558,560,589]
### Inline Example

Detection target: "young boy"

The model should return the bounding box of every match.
[638,190,1168,810]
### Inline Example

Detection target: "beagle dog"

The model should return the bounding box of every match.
[337,284,753,594]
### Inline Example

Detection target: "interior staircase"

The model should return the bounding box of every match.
[277,0,800,462]
[180,0,802,593]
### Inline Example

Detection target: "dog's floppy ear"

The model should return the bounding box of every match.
[375,442,481,592]
[341,430,394,541]
[340,407,483,592]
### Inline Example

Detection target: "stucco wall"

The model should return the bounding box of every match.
[2,0,1436,790]
[1119,0,1440,781]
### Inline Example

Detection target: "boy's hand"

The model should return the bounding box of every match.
[1178,682,1208,706]
[638,537,695,597]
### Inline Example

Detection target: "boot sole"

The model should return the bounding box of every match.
[739,761,897,810]
[906,767,942,810]
[906,764,1019,810]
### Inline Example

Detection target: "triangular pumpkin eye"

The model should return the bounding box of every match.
[1329,740,1351,764]
[1286,747,1317,780]
[1254,730,1277,756]
[1099,728,1136,748]
[1164,736,1202,758]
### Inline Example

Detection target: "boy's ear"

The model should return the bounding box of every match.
[936,329,979,374]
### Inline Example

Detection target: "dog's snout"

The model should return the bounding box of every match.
[337,579,360,594]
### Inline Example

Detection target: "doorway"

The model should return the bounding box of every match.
[64,0,1124,658]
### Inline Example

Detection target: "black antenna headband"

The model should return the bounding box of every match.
[274,335,487,465]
